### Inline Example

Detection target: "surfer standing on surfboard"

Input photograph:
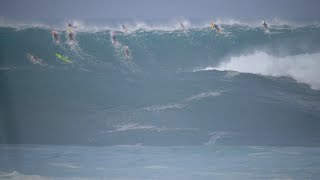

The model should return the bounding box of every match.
[262,20,268,30]
[67,23,76,41]
[180,22,185,30]
[111,31,117,44]
[211,21,221,33]
[122,24,128,32]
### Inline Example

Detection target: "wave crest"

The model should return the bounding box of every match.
[198,52,320,90]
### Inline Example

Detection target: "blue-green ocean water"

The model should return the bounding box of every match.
[1,144,320,179]
[1,20,320,179]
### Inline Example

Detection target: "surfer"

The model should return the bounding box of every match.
[27,53,44,65]
[211,21,221,33]
[262,20,268,29]
[111,31,117,44]
[180,22,185,30]
[124,46,130,57]
[122,24,128,32]
[51,31,59,43]
[67,23,76,41]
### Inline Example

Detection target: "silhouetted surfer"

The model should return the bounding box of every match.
[262,20,268,30]
[180,22,185,30]
[122,24,128,32]
[67,23,76,41]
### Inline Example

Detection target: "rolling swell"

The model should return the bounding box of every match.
[1,23,320,146]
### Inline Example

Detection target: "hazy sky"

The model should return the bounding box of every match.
[1,0,320,21]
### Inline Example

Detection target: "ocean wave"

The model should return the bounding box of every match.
[1,16,320,147]
[2,20,320,75]
[196,52,320,90]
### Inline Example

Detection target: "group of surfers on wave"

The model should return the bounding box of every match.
[50,20,269,58]
[51,23,76,44]
[51,23,130,57]
[209,20,268,33]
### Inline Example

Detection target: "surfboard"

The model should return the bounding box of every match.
[264,28,270,34]
[55,53,72,63]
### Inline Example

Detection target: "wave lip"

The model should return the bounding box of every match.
[198,52,320,90]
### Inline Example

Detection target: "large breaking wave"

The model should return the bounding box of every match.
[1,19,320,146]
[197,52,320,90]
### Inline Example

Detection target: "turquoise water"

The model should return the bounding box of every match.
[1,21,320,179]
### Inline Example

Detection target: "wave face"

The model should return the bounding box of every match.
[1,22,320,146]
